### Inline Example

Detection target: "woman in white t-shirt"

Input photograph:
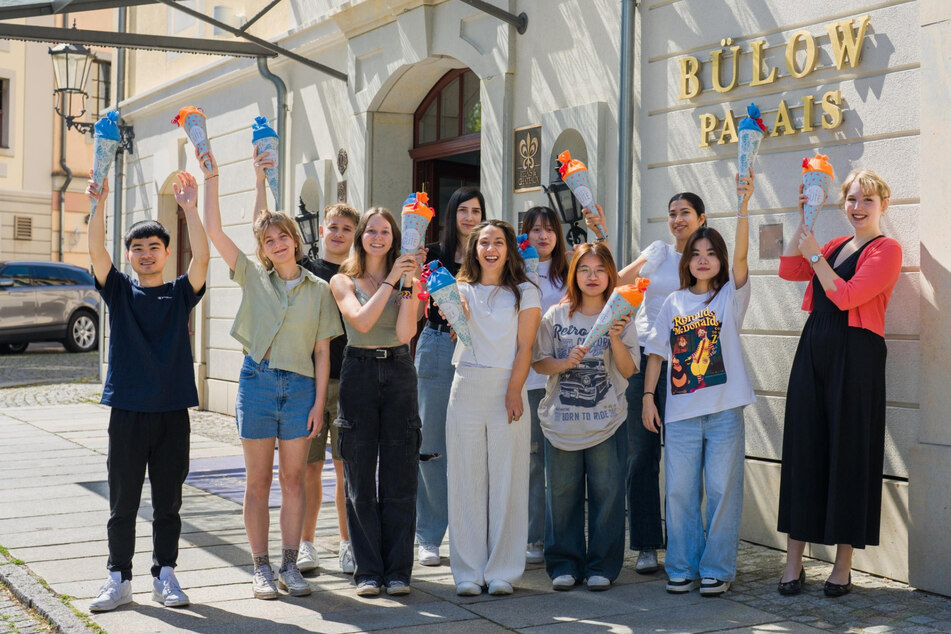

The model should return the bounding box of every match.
[640,173,755,598]
[533,242,638,592]
[520,206,569,564]
[443,219,542,597]
[586,194,707,574]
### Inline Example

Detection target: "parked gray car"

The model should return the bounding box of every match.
[0,261,100,354]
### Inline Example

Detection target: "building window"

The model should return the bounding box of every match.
[0,78,8,148]
[90,61,111,121]
[414,69,481,147]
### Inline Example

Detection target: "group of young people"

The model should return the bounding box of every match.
[82,142,901,611]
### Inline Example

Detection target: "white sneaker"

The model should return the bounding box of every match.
[89,576,132,612]
[278,565,312,597]
[488,579,513,595]
[666,577,700,594]
[586,575,611,591]
[356,579,380,597]
[417,544,441,566]
[525,543,544,564]
[700,577,730,597]
[152,571,190,607]
[386,580,411,596]
[456,581,482,596]
[635,549,660,574]
[339,540,355,574]
[297,541,319,573]
[252,565,279,600]
[552,574,576,591]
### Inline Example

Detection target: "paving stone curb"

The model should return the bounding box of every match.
[0,564,90,634]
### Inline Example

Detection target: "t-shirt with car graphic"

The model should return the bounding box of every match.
[533,303,639,451]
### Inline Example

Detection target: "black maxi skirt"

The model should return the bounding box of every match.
[777,289,888,548]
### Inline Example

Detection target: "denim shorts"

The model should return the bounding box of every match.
[235,356,315,440]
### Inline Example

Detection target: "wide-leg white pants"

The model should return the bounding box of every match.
[446,365,530,586]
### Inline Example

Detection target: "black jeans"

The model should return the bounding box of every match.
[335,346,421,585]
[623,349,667,550]
[106,409,190,580]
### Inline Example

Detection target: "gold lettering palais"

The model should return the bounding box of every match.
[676,15,870,147]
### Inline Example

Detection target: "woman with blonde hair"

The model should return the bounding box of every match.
[776,169,902,598]
[330,208,423,597]
[202,150,342,600]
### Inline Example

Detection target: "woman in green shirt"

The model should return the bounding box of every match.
[202,150,343,601]
[330,208,423,597]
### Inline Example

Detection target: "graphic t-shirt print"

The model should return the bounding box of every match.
[553,323,611,410]
[669,305,725,394]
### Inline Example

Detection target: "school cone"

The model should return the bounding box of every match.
[90,110,121,218]
[581,279,650,349]
[251,116,280,207]
[801,154,835,231]
[172,106,213,173]
[557,150,607,238]
[421,262,475,359]
[737,103,767,210]
[517,234,540,284]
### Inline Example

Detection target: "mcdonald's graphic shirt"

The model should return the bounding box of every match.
[644,274,755,423]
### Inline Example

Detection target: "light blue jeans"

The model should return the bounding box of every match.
[414,326,455,549]
[527,388,547,548]
[544,430,626,581]
[663,406,745,582]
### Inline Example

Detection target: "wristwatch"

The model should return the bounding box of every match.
[809,253,822,265]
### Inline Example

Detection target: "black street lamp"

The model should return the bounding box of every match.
[296,197,320,260]
[543,163,587,247]
[49,38,134,152]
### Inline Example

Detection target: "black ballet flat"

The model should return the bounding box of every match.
[777,567,805,596]
[824,574,852,598]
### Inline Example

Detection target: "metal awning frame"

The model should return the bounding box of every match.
[0,0,348,81]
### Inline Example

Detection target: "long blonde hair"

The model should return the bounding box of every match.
[338,207,401,278]
[253,210,302,270]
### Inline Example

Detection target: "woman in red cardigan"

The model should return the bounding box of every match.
[775,169,901,598]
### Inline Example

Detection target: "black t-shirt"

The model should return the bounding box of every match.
[301,257,346,379]
[424,243,462,329]
[96,266,205,412]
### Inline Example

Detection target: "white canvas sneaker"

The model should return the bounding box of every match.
[297,541,319,573]
[89,576,132,612]
[152,570,190,607]
[339,540,355,574]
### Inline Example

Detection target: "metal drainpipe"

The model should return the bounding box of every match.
[617,0,637,263]
[112,6,126,266]
[256,56,286,210]
[57,12,70,263]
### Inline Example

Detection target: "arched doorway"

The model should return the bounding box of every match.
[411,68,481,242]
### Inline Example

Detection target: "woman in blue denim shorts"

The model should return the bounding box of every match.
[330,208,423,597]
[203,150,343,600]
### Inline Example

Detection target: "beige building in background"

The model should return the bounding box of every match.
[0,15,53,261]
[80,0,947,595]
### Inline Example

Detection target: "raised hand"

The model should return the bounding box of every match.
[253,145,274,183]
[173,171,198,210]
[736,169,755,206]
[196,147,219,180]
[85,169,110,203]
[583,203,608,239]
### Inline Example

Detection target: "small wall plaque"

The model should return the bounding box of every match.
[337,149,348,176]
[759,223,784,259]
[337,180,348,203]
[514,124,542,193]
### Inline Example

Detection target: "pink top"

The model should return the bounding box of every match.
[778,235,902,338]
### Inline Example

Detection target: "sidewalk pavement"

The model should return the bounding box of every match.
[1,403,950,634]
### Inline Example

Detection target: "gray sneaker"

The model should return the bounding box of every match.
[152,572,190,607]
[252,565,279,600]
[89,576,132,612]
[278,565,312,597]
[386,580,411,596]
[635,549,660,574]
[339,540,355,574]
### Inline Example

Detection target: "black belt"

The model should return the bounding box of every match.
[345,345,410,360]
[426,322,452,334]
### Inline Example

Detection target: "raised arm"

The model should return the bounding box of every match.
[198,150,241,272]
[86,173,112,286]
[782,184,808,258]
[172,171,210,293]
[252,145,272,221]
[733,170,752,289]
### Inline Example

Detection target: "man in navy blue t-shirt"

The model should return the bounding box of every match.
[85,170,209,612]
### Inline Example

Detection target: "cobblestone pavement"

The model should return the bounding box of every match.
[0,343,98,391]
[0,583,51,634]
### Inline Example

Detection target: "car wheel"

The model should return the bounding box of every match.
[63,310,98,353]
[0,342,28,354]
